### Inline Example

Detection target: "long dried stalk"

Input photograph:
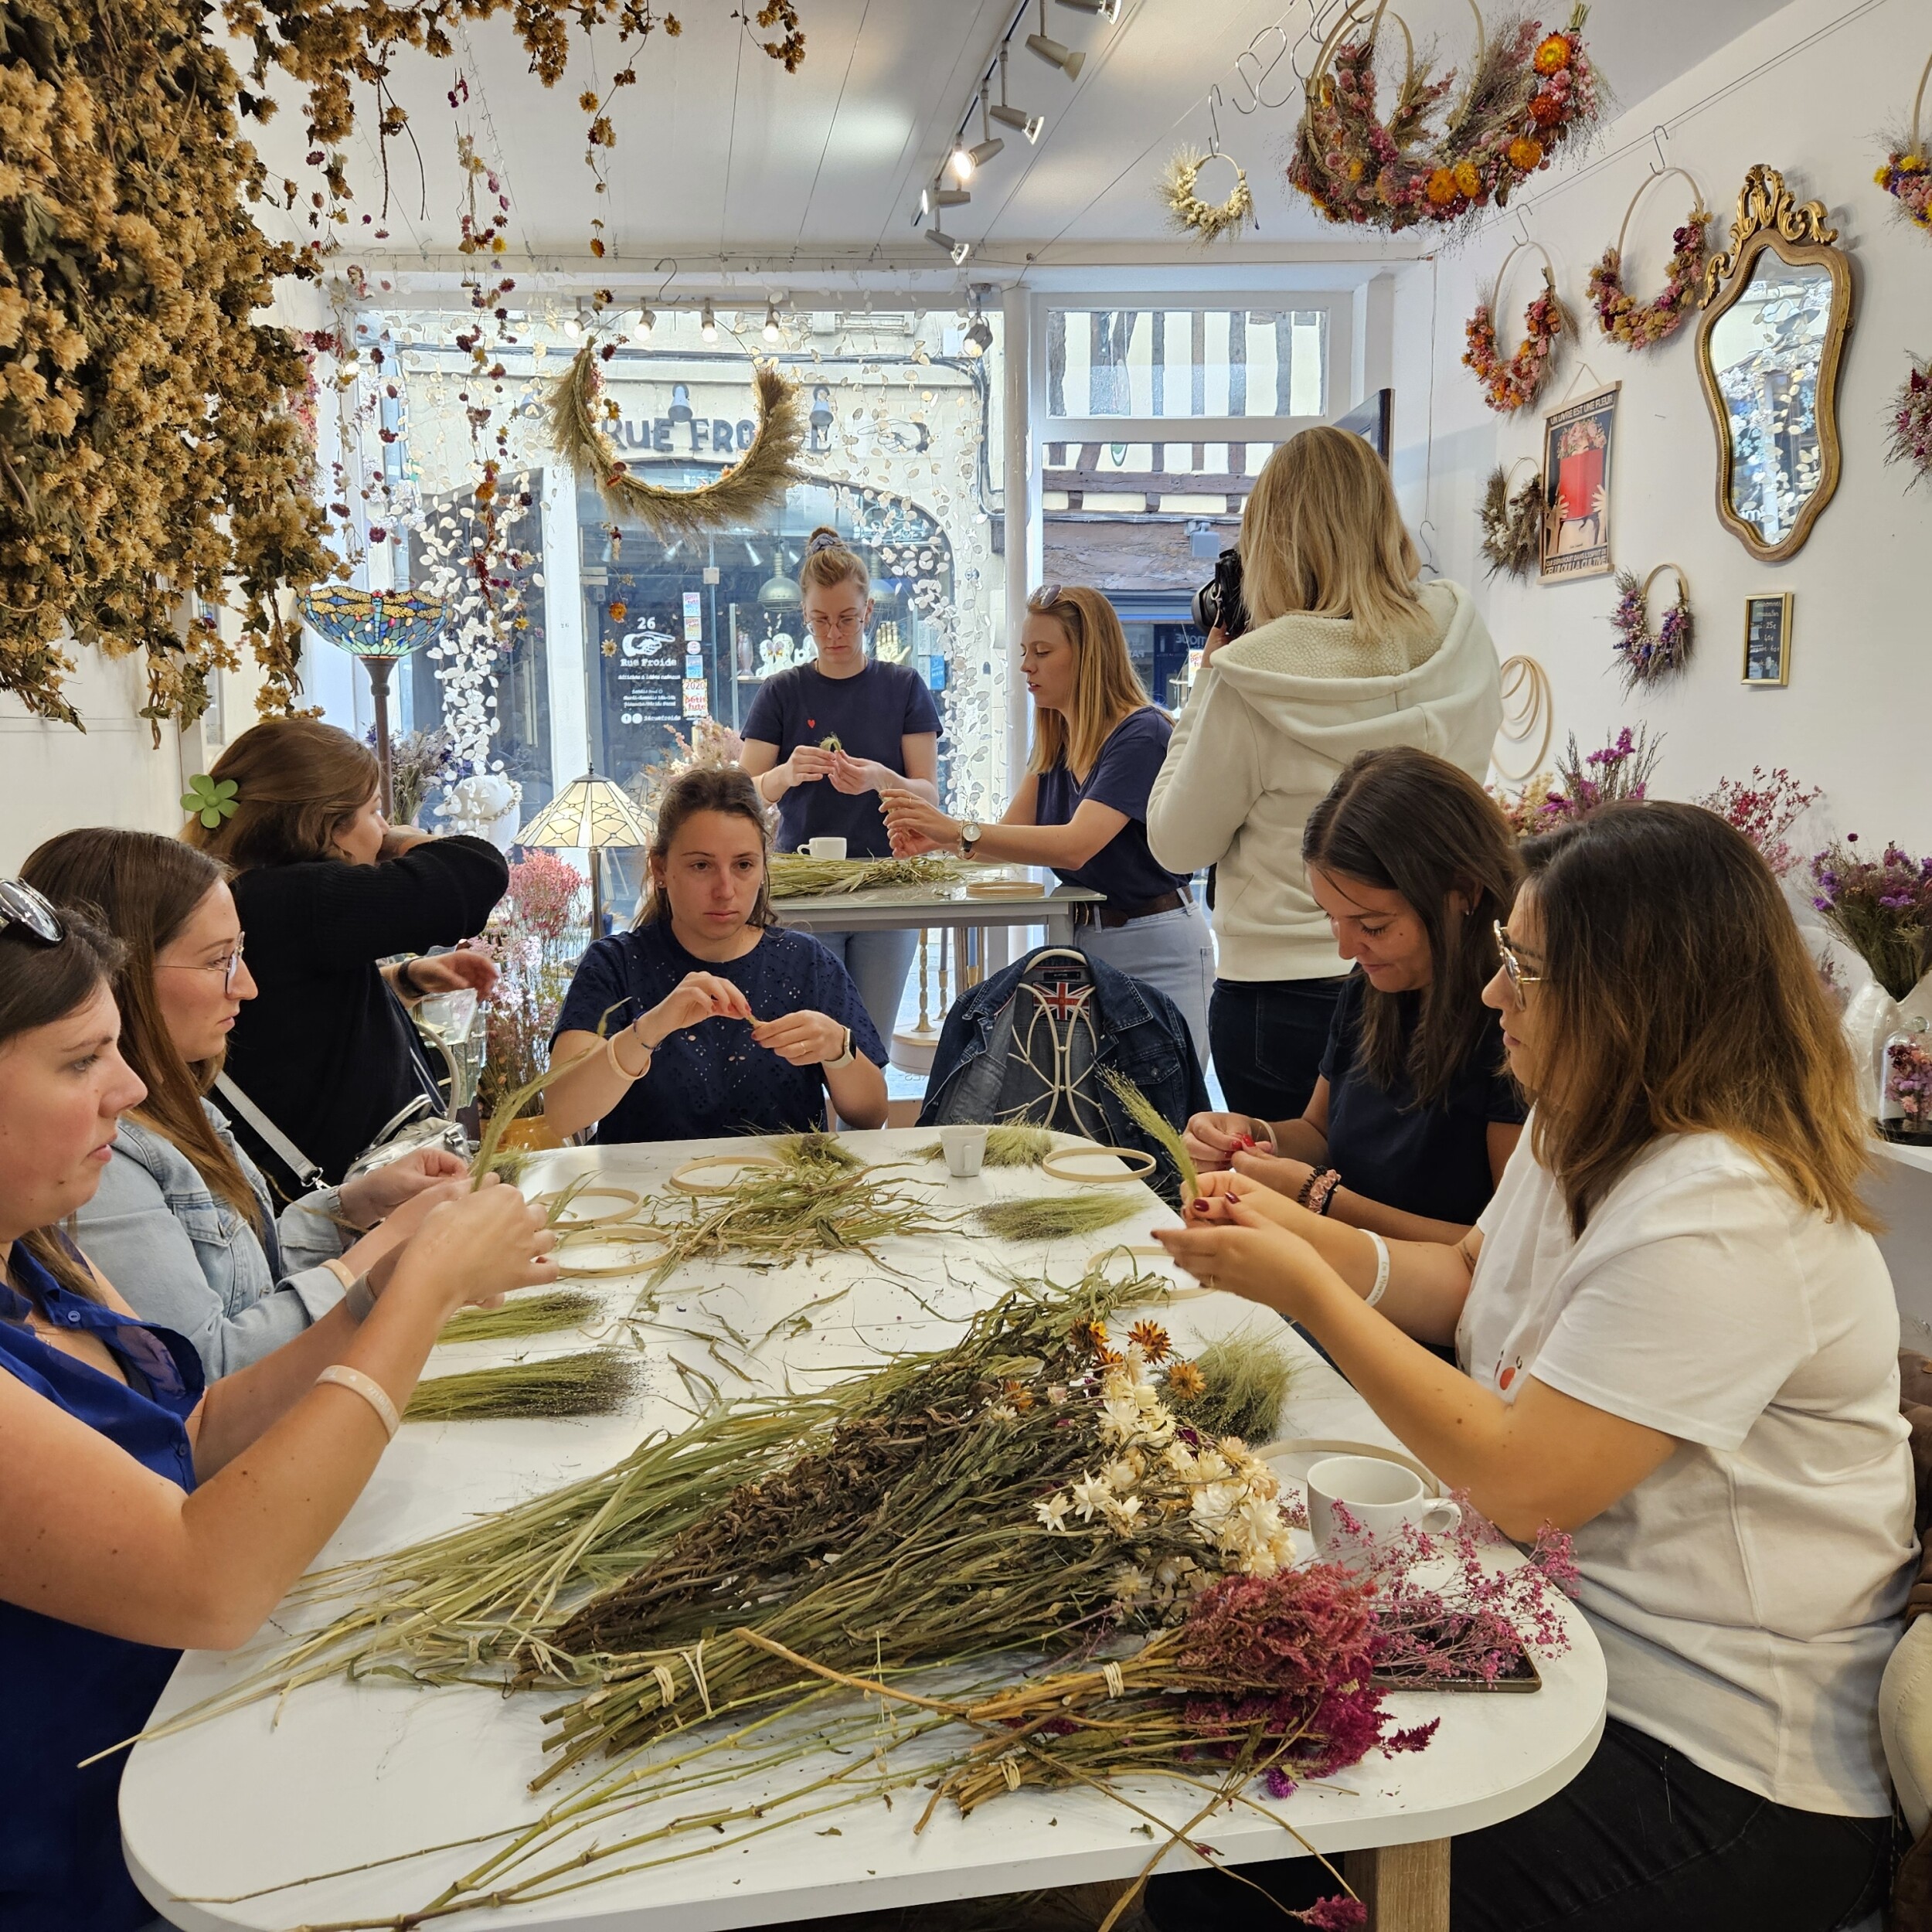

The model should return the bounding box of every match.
[440,1291,603,1345]
[1100,1068,1199,1199]
[971,1193,1140,1242]
[910,1124,1056,1168]
[406,1351,638,1423]
[767,853,964,900]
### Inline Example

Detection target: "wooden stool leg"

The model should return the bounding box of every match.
[1345,1839,1450,1932]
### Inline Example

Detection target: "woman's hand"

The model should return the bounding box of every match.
[750,1009,849,1067]
[383,1176,557,1317]
[336,1145,469,1229]
[405,945,500,1000]
[827,750,892,796]
[784,745,835,789]
[378,825,434,859]
[1185,1168,1315,1236]
[1230,1147,1316,1202]
[880,789,961,855]
[1200,626,1230,665]
[1183,1111,1272,1173]
[1155,1185,1329,1315]
[639,972,755,1046]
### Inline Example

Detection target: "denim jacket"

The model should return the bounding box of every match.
[919,946,1209,1202]
[73,1101,349,1377]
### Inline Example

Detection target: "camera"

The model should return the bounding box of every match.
[1191,547,1249,641]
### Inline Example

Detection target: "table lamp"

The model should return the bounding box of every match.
[515,767,654,937]
[297,586,449,818]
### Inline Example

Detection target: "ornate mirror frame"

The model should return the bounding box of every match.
[1695,165,1854,564]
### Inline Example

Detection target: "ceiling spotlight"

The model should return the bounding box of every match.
[762,301,781,345]
[990,46,1045,141]
[700,300,718,344]
[967,85,1005,168]
[1057,0,1121,17]
[926,226,971,267]
[947,140,975,185]
[1027,0,1084,78]
[914,185,931,229]
[936,177,971,208]
[964,315,994,359]
[562,309,583,339]
[632,307,655,342]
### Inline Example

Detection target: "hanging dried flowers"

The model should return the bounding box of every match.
[1608,564,1693,690]
[549,342,806,539]
[1886,355,1932,488]
[1287,2,1600,235]
[1158,147,1255,243]
[1587,188,1711,349]
[1875,54,1932,236]
[1464,264,1566,413]
[1478,464,1543,577]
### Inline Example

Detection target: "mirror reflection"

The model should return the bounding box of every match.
[1706,253,1834,549]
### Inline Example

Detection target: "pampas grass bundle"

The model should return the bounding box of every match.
[971,1193,1141,1242]
[913,1124,1056,1168]
[405,1350,638,1423]
[1100,1069,1199,1199]
[439,1291,603,1346]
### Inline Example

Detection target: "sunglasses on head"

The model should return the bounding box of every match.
[0,879,63,947]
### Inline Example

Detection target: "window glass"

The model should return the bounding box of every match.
[1046,308,1328,418]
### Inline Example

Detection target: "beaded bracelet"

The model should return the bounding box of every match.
[1300,1167,1342,1216]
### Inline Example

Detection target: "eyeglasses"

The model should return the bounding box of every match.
[1493,920,1543,995]
[0,879,63,947]
[157,935,247,997]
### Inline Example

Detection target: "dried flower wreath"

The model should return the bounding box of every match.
[549,342,807,539]
[1886,355,1932,490]
[1478,464,1543,578]
[1586,171,1711,349]
[1158,147,1254,243]
[1287,0,1600,236]
[1464,252,1566,413]
[1609,563,1693,691]
[1875,53,1932,237]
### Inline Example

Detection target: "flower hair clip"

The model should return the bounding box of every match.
[182,774,240,828]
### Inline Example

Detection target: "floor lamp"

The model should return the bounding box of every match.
[297,586,448,818]
[515,767,654,937]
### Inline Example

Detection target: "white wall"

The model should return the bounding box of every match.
[1389,0,1931,845]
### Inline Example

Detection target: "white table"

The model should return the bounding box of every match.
[121,1131,1604,1932]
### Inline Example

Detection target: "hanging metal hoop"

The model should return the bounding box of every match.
[1485,237,1556,321]
[1492,655,1554,783]
[1615,166,1706,263]
[1912,47,1932,156]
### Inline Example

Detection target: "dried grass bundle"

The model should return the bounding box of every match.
[405,1351,638,1423]
[971,1193,1141,1242]
[912,1124,1056,1168]
[439,1291,602,1346]
[1182,1328,1295,1445]
[1100,1068,1199,1199]
[767,853,964,900]
[769,1131,863,1176]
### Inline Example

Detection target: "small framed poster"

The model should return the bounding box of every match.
[1539,383,1620,583]
[1742,592,1793,686]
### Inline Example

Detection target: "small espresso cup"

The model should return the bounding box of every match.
[805,836,848,860]
[1304,1454,1461,1560]
[939,1124,988,1178]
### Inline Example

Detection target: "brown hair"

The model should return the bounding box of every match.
[182,717,379,869]
[634,767,776,931]
[1520,800,1875,1236]
[798,525,869,599]
[1240,425,1431,641]
[1302,748,1520,1107]
[0,899,126,1301]
[22,831,264,1234]
[1025,586,1152,781]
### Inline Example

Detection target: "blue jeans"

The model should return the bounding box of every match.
[811,927,919,1052]
[1078,900,1213,1073]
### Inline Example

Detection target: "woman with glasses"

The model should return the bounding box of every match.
[1153,801,1910,1932]
[739,527,942,1046]
[1182,748,1524,1242]
[0,878,554,1932]
[880,585,1213,1063]
[20,832,464,1376]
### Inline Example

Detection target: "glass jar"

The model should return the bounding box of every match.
[1882,1016,1932,1144]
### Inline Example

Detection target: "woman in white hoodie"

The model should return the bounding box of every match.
[1147,426,1502,1121]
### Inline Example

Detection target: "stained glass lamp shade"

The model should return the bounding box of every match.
[297,587,449,816]
[515,770,654,935]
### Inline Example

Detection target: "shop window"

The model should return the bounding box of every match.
[1046,308,1326,419]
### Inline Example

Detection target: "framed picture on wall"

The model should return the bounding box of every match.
[1539,383,1620,583]
[1743,592,1794,686]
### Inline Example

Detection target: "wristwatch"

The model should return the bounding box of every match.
[824,1026,856,1070]
[958,821,983,859]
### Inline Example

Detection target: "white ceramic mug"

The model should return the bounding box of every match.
[939,1124,988,1178]
[805,836,848,860]
[1305,1454,1461,1560]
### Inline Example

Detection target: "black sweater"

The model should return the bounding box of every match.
[223,838,509,1186]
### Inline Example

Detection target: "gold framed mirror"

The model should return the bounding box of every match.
[1696,165,1853,563]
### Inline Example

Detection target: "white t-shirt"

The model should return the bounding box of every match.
[1460,1128,1915,1816]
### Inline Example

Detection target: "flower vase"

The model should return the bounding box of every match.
[1842,981,1905,1126]
[1883,1019,1932,1144]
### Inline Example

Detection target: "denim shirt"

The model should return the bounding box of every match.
[920,946,1209,1204]
[73,1101,348,1377]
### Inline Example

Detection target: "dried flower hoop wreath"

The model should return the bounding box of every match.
[549,342,807,539]
[1610,563,1694,690]
[1876,50,1932,236]
[1287,0,1600,234]
[1159,145,1255,243]
[1479,459,1543,578]
[1587,167,1712,349]
[1886,354,1932,489]
[1464,242,1568,414]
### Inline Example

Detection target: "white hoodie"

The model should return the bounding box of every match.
[1147,579,1502,982]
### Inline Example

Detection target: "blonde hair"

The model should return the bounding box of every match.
[798,526,869,599]
[1024,587,1151,781]
[1240,425,1430,641]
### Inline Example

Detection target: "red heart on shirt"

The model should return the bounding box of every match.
[1498,1363,1518,1390]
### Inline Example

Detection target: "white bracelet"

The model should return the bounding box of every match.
[315,1364,401,1440]
[1362,1230,1392,1308]
[823,1026,855,1070]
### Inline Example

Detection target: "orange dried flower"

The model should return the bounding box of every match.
[1529,91,1563,125]
[1071,1318,1111,1353]
[1128,1320,1173,1362]
[1426,168,1460,206]
[608,600,627,622]
[1533,33,1571,73]
[1165,1359,1206,1400]
[1508,136,1544,171]
[1453,161,1481,198]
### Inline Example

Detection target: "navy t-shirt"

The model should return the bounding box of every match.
[1320,972,1526,1226]
[552,920,887,1144]
[1035,707,1191,906]
[742,660,942,858]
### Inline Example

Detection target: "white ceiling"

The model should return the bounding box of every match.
[243,0,1791,280]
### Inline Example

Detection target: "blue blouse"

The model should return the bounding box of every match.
[0,1240,203,1932]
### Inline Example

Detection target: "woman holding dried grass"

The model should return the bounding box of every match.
[0,879,556,1932]
[545,767,887,1141]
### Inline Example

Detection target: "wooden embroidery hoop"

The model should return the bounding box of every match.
[539,1186,644,1228]
[667,1151,785,1194]
[1039,1145,1158,1183]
